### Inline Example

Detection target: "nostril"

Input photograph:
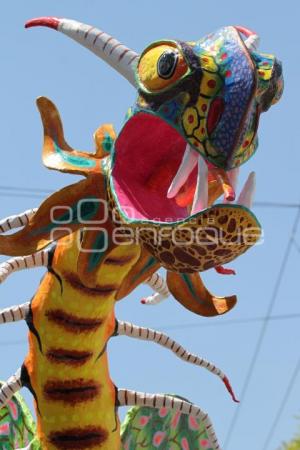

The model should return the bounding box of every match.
[207,97,224,135]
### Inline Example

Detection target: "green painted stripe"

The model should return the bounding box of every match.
[132,256,157,283]
[54,142,96,169]
[181,273,204,305]
[30,197,100,237]
[102,133,114,153]
[87,231,109,272]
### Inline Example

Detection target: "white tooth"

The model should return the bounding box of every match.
[167,144,198,199]
[224,167,240,203]
[237,171,256,208]
[191,154,208,215]
[228,167,240,191]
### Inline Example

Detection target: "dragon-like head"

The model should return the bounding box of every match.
[26,18,283,273]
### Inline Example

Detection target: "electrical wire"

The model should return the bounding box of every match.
[0,340,25,346]
[1,312,300,347]
[224,206,300,449]
[0,184,299,208]
[254,201,300,209]
[261,357,300,450]
[292,237,300,254]
[0,185,52,194]
[0,192,45,199]
[159,312,300,331]
[1,185,300,448]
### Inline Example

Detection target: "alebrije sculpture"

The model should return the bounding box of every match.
[0,17,283,450]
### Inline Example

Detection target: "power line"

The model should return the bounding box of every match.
[0,312,300,348]
[292,237,300,254]
[1,184,300,444]
[224,206,300,449]
[254,201,300,209]
[0,184,299,208]
[0,185,50,200]
[159,312,300,331]
[0,185,52,194]
[261,357,300,450]
[0,340,25,346]
[0,192,45,199]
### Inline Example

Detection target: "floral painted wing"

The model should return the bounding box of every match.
[0,382,38,449]
[121,401,214,450]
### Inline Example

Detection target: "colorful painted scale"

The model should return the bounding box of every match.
[121,401,214,450]
[0,390,216,450]
[0,383,36,450]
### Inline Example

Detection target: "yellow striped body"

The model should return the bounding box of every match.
[23,232,141,449]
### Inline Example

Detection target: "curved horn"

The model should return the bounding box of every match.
[25,17,139,86]
[235,25,260,50]
[244,34,260,50]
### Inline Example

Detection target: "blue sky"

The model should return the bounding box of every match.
[1,1,299,449]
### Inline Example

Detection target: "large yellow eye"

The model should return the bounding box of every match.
[137,42,189,93]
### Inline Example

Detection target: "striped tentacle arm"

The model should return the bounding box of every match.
[0,208,37,233]
[116,320,238,403]
[142,272,170,305]
[117,389,221,450]
[0,249,49,285]
[0,369,22,409]
[0,302,30,324]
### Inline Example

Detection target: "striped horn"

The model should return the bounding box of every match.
[244,34,260,50]
[235,25,260,50]
[25,17,139,86]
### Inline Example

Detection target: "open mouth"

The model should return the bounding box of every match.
[111,112,255,223]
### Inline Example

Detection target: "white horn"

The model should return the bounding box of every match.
[25,17,139,86]
[235,26,260,51]
[244,34,260,50]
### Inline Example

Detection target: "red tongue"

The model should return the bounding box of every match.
[145,164,175,192]
[146,162,198,208]
[175,167,198,207]
[175,166,218,207]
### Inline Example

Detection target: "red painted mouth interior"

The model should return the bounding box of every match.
[112,113,191,222]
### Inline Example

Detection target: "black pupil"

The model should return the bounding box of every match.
[157,50,178,79]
